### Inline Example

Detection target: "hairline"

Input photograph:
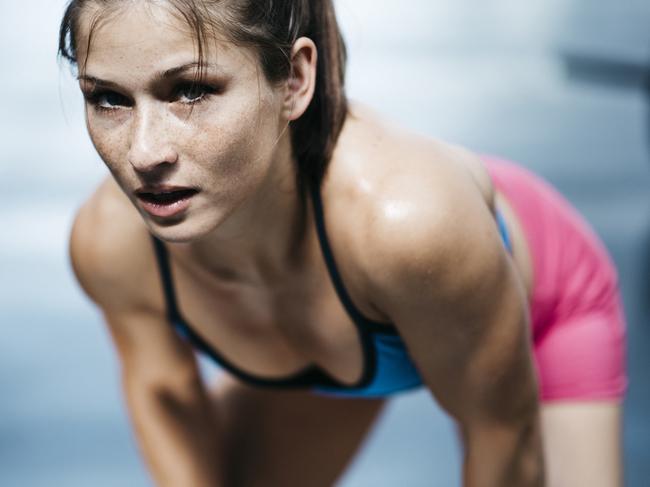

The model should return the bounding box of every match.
[74,1,260,81]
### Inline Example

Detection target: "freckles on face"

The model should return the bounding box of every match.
[76,2,288,234]
[185,90,280,186]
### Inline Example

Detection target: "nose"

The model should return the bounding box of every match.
[127,104,178,172]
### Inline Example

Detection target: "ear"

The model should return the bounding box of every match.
[283,37,317,121]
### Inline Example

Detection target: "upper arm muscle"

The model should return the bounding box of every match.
[367,168,538,426]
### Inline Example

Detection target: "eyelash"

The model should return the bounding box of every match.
[84,83,217,114]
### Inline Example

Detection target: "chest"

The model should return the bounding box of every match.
[167,250,366,384]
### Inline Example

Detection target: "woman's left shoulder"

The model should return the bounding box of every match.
[331,103,496,213]
[325,107,506,295]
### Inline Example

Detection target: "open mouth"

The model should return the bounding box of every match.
[137,188,198,205]
[135,188,199,218]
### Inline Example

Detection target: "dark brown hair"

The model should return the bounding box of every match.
[58,0,348,192]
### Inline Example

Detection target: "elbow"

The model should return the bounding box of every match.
[463,415,545,487]
[518,416,546,487]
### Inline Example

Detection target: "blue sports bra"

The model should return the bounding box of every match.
[151,185,513,398]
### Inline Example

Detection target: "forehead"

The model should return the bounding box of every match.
[76,1,256,80]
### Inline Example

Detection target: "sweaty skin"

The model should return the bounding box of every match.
[70,2,543,486]
[75,2,534,384]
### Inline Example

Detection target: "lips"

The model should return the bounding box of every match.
[137,188,197,204]
[135,186,199,218]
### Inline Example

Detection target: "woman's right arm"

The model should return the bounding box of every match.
[104,309,224,487]
[68,185,225,486]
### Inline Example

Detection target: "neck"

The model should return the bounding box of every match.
[175,141,312,286]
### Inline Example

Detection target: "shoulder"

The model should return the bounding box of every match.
[69,176,162,313]
[326,105,507,313]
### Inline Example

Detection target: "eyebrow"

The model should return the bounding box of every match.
[77,62,221,88]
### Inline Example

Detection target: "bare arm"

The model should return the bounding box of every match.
[366,171,544,486]
[69,187,225,486]
[106,310,224,487]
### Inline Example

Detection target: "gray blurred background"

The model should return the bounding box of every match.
[1,0,648,485]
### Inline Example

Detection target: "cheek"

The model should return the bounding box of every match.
[189,102,280,184]
[86,114,129,173]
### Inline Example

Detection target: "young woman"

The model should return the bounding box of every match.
[60,1,627,486]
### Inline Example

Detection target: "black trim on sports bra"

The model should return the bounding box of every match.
[309,183,399,334]
[150,235,379,390]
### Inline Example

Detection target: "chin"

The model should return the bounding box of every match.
[143,209,226,244]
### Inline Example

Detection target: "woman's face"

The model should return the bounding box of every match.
[76,2,289,242]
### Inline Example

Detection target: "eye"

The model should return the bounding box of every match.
[174,82,216,104]
[84,90,131,112]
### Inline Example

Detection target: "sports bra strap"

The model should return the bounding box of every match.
[150,236,183,323]
[495,209,513,254]
[309,183,395,333]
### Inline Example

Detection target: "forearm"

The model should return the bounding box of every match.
[124,376,224,487]
[462,418,545,487]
